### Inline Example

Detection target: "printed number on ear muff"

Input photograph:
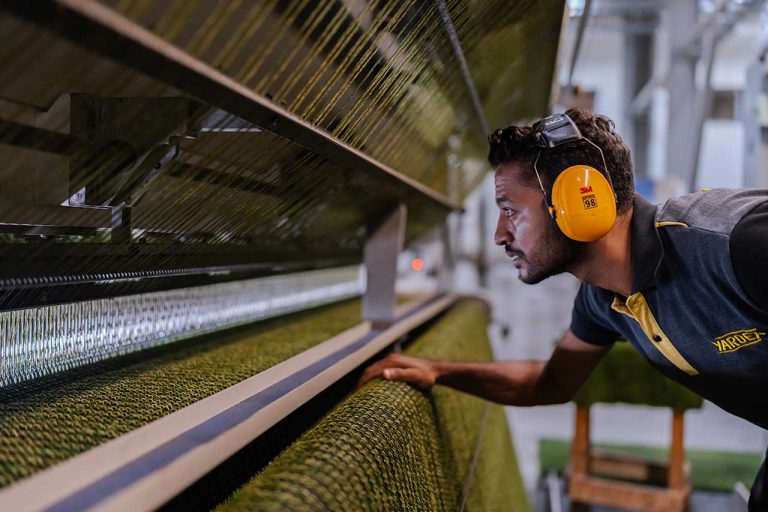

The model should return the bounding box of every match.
[550,165,617,242]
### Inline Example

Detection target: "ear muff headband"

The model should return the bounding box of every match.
[533,114,618,242]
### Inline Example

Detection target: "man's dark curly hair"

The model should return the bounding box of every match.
[487,108,634,214]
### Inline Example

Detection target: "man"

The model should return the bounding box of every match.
[358,108,768,510]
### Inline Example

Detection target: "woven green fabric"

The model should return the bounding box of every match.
[0,300,361,487]
[574,342,703,410]
[219,299,529,511]
[465,404,527,511]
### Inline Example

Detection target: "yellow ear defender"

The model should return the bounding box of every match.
[533,114,618,242]
[549,164,617,242]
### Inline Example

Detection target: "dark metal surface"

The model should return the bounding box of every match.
[0,0,564,307]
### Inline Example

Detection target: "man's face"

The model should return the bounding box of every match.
[493,162,584,284]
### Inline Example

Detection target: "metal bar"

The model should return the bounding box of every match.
[0,256,360,312]
[3,0,460,213]
[436,0,491,136]
[0,265,363,387]
[0,245,359,289]
[665,0,698,189]
[0,204,111,229]
[363,204,407,328]
[630,77,658,118]
[0,293,458,512]
[0,119,82,155]
[567,0,593,88]
[546,471,564,512]
[688,31,717,192]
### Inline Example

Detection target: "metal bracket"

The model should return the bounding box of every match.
[110,141,180,207]
[363,204,406,329]
[111,205,132,244]
[69,94,188,206]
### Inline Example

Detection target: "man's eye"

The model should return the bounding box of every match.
[504,208,515,218]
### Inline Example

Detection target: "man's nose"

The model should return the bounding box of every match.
[494,219,511,246]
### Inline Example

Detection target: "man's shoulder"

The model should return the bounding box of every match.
[656,188,768,236]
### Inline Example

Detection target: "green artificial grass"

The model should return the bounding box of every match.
[218,299,529,512]
[0,299,362,487]
[574,342,703,410]
[539,438,763,492]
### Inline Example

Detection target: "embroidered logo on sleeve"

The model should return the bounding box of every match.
[712,328,766,354]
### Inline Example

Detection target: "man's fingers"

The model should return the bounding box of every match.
[382,367,433,390]
[355,354,432,390]
[355,357,397,389]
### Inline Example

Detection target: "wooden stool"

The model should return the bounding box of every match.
[568,405,692,512]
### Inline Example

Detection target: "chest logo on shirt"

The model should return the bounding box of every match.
[712,328,766,354]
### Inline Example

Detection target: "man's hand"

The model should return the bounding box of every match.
[356,353,439,390]
[354,329,611,406]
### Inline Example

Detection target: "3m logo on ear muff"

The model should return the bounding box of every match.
[579,186,593,194]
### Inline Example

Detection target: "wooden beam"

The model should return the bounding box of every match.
[571,405,591,476]
[589,451,668,485]
[668,409,686,489]
[570,474,691,512]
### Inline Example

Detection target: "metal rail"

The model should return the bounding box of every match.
[0,293,458,511]
[3,0,460,214]
[436,0,491,137]
[0,265,364,387]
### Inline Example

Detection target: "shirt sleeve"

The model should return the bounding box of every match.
[570,283,620,346]
[730,201,768,312]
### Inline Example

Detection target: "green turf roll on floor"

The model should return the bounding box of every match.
[218,299,529,512]
[0,299,362,487]
[574,342,703,410]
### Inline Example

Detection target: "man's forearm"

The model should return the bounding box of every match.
[432,359,570,406]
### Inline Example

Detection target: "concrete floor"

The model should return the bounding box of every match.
[477,262,768,502]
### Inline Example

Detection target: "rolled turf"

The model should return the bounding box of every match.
[218,299,529,511]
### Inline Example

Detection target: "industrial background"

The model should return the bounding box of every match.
[0,1,765,511]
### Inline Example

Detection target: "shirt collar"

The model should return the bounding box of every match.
[629,193,663,293]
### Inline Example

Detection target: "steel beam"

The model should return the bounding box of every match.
[2,0,459,213]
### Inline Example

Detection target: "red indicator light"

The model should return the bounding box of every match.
[411,258,425,272]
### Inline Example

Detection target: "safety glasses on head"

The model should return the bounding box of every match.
[533,113,617,242]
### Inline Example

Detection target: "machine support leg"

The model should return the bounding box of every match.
[111,205,132,244]
[363,204,406,329]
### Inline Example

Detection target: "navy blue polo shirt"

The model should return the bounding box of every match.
[571,190,768,429]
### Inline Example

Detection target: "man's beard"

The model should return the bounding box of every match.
[510,221,585,284]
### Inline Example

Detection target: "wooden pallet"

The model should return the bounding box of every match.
[568,405,692,512]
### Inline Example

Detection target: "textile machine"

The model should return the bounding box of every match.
[0,1,564,510]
